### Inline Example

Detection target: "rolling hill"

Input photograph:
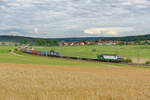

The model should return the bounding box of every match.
[0,34,150,42]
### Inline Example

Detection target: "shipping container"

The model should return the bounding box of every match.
[26,50,32,54]
[32,50,38,55]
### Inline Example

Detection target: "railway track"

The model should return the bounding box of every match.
[22,51,150,67]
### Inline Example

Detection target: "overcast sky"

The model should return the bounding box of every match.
[0,0,150,38]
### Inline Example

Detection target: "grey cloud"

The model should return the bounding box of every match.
[0,0,149,38]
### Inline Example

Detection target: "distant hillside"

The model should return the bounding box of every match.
[0,36,40,42]
[0,34,150,42]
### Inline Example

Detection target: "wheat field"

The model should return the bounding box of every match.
[0,63,150,100]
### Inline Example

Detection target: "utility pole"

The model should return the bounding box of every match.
[61,41,64,57]
[45,42,48,57]
[137,46,140,64]
[61,45,63,57]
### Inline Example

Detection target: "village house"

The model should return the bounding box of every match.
[114,41,121,44]
[79,42,85,46]
[129,42,135,45]
[64,42,74,46]
[85,41,91,45]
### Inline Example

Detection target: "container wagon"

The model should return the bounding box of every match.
[38,51,47,56]
[26,50,32,54]
[32,50,38,55]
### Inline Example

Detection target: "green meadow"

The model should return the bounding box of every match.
[0,46,115,67]
[0,45,150,67]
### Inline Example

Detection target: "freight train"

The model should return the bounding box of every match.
[21,47,122,63]
[21,47,59,57]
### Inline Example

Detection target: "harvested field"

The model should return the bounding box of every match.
[0,63,150,100]
[131,58,150,64]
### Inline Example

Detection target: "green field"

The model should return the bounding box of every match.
[0,45,150,66]
[0,46,120,67]
[34,45,150,59]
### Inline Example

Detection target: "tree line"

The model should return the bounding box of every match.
[17,38,150,46]
[19,39,59,46]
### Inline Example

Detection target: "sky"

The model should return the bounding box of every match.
[0,0,150,38]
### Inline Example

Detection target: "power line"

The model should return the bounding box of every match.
[137,46,140,64]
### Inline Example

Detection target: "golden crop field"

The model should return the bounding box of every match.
[0,63,150,100]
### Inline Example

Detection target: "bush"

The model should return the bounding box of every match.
[8,49,12,52]
[15,43,18,47]
[92,48,96,52]
[50,49,55,52]
[122,58,132,63]
[146,61,150,64]
[14,48,18,51]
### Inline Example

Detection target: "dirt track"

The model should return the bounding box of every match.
[0,63,150,100]
[10,50,23,57]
